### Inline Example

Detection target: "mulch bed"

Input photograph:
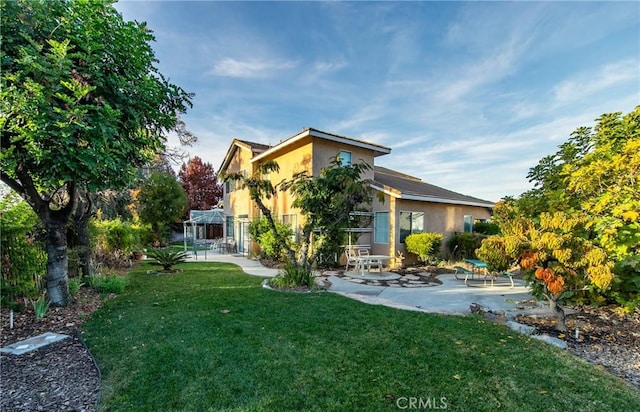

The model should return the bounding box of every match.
[514,305,640,389]
[1,288,104,412]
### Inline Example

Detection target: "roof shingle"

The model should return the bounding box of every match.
[373,166,494,207]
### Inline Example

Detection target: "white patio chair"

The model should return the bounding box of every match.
[358,248,382,272]
[345,247,359,271]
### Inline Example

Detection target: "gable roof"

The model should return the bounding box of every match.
[372,166,495,208]
[251,127,391,163]
[219,139,271,173]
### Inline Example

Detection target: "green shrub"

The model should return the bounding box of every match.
[475,236,512,272]
[249,217,294,261]
[92,219,147,268]
[0,197,47,309]
[269,263,314,288]
[446,232,486,260]
[93,219,142,253]
[147,248,189,271]
[87,274,128,294]
[609,257,640,312]
[405,232,443,264]
[473,221,500,235]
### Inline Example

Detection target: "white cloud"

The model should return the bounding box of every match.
[212,58,299,78]
[553,59,639,104]
[435,36,529,103]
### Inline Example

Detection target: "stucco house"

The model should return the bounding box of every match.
[218,128,494,267]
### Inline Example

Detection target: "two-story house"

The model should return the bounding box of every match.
[218,128,494,266]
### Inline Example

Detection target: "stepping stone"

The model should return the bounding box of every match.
[1,332,70,355]
[403,274,420,280]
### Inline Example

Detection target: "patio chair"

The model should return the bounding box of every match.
[344,247,359,271]
[211,238,223,253]
[454,266,474,283]
[358,248,382,272]
[226,238,237,254]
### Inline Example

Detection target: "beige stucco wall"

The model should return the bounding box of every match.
[254,135,378,228]
[311,140,375,181]
[392,198,492,264]
[256,137,313,220]
[221,136,492,268]
[222,146,254,220]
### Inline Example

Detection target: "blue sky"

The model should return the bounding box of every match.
[116,1,639,202]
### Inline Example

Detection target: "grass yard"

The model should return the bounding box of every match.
[82,262,640,411]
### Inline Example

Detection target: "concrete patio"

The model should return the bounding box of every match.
[191,251,536,316]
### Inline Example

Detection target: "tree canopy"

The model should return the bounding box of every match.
[178,156,223,213]
[282,157,374,267]
[0,0,192,305]
[479,106,640,321]
[138,171,187,246]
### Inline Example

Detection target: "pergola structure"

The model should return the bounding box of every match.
[183,208,225,251]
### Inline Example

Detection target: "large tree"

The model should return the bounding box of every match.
[138,171,187,246]
[223,156,373,271]
[178,156,223,213]
[478,106,640,319]
[0,0,192,305]
[281,157,374,268]
[477,213,613,331]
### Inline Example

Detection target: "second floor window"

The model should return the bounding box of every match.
[338,150,352,166]
[225,180,236,193]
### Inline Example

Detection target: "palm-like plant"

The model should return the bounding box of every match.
[147,249,189,271]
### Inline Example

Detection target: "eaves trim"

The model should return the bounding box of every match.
[370,184,495,208]
[251,128,391,163]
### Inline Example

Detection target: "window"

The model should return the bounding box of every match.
[282,214,298,242]
[399,211,424,243]
[225,216,235,238]
[225,180,236,193]
[463,215,473,233]
[374,212,390,244]
[338,150,352,166]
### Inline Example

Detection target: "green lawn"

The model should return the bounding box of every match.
[82,262,640,411]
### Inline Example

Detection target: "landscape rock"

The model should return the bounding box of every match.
[531,334,568,350]
[506,320,536,336]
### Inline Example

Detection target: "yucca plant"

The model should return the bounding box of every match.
[32,293,50,320]
[270,263,314,288]
[147,249,189,271]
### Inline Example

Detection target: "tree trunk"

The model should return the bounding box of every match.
[549,296,567,332]
[76,223,92,278]
[2,170,77,307]
[45,217,70,306]
[70,191,94,279]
